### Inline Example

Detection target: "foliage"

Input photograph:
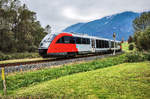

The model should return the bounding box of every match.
[128,35,133,43]
[9,62,150,99]
[128,43,134,50]
[0,0,47,53]
[133,12,150,31]
[121,42,135,52]
[125,51,149,62]
[143,52,150,61]
[134,26,150,51]
[0,54,127,91]
[0,52,40,61]
[133,12,150,51]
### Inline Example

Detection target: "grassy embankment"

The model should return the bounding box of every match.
[9,62,150,98]
[0,54,127,93]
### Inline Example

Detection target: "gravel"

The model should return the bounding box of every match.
[0,52,122,74]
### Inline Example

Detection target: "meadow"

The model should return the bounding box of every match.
[9,62,150,99]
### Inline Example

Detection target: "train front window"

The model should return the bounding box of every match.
[43,34,56,42]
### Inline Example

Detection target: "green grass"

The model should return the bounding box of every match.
[9,62,150,99]
[122,42,129,52]
[0,54,127,92]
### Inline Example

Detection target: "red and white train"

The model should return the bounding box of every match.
[38,32,122,57]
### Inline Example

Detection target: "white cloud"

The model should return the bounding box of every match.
[22,0,150,33]
[62,7,100,21]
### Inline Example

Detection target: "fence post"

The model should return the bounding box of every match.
[1,67,7,95]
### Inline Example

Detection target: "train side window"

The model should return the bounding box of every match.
[101,40,104,48]
[70,37,75,44]
[106,41,109,48]
[75,37,81,44]
[104,41,106,48]
[62,36,69,43]
[82,38,86,44]
[104,40,106,48]
[87,38,90,44]
[96,40,102,48]
[98,40,100,48]
[99,40,102,48]
[56,37,63,43]
[111,41,114,48]
[56,38,61,43]
[57,36,75,44]
[103,41,106,48]
[64,36,75,44]
[96,40,98,48]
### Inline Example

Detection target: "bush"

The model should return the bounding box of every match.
[129,44,134,50]
[0,52,40,61]
[125,52,147,62]
[0,51,5,61]
[143,52,150,61]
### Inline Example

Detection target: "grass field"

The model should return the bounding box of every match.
[9,62,150,99]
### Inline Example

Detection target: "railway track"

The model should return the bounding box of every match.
[0,52,109,68]
[0,52,123,74]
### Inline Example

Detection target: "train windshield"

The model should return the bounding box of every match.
[42,33,56,42]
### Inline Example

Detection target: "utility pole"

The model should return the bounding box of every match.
[113,32,116,55]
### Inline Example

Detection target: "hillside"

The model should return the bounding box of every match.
[10,62,150,99]
[63,11,140,40]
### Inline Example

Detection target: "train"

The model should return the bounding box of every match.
[38,32,122,57]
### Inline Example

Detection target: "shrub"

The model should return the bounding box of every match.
[129,44,134,50]
[0,51,5,61]
[143,52,150,61]
[0,53,40,61]
[125,52,146,62]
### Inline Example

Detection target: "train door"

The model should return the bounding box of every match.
[91,39,95,52]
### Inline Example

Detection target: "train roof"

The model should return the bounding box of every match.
[56,32,121,42]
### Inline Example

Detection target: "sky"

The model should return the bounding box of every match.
[22,0,150,33]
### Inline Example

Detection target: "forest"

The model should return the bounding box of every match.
[0,0,47,54]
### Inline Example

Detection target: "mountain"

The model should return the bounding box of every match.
[63,11,140,40]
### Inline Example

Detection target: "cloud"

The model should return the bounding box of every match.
[22,0,150,33]
[62,7,100,21]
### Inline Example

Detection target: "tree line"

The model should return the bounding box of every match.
[0,0,47,53]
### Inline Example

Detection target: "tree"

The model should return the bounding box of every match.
[133,12,150,51]
[133,12,150,31]
[0,0,47,53]
[128,35,133,43]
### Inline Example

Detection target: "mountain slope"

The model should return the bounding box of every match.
[63,11,140,40]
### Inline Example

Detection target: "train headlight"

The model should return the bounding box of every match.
[40,42,50,48]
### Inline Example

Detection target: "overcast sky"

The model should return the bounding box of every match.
[22,0,150,33]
